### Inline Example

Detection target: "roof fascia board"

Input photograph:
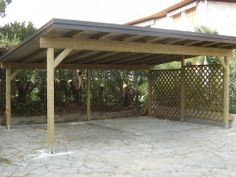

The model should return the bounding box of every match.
[167,1,198,17]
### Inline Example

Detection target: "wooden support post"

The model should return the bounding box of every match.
[219,58,227,71]
[4,69,22,129]
[180,57,186,121]
[47,48,56,153]
[147,70,152,116]
[87,69,91,121]
[5,69,11,129]
[223,56,230,128]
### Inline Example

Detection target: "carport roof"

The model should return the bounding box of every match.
[0,18,236,67]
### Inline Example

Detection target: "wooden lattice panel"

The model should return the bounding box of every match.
[149,65,224,122]
[185,65,224,121]
[149,70,181,120]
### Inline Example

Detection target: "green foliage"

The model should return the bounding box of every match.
[195,25,217,34]
[0,21,38,115]
[155,61,181,70]
[230,50,236,113]
[195,26,236,113]
[9,69,147,116]
[0,33,20,46]
[0,0,11,17]
[194,25,219,65]
[0,21,36,46]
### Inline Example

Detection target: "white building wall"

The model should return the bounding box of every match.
[134,1,236,36]
[151,17,173,30]
[196,1,236,36]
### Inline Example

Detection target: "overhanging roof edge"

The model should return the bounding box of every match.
[0,19,56,62]
[1,18,236,63]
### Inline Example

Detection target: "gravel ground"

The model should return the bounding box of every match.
[0,117,236,177]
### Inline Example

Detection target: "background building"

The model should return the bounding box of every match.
[127,0,236,36]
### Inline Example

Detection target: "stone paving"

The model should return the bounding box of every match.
[1,117,236,177]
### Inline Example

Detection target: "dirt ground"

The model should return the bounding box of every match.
[1,116,236,177]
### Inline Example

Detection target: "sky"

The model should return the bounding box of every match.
[0,0,181,28]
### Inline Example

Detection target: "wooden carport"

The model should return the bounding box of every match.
[0,19,235,153]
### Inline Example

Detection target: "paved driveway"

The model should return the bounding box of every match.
[1,117,236,177]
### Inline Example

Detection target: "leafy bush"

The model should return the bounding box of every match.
[230,50,236,113]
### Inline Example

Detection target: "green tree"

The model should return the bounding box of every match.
[195,25,217,34]
[0,0,11,17]
[0,21,37,116]
[0,21,36,47]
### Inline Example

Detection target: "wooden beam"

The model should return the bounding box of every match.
[67,36,152,64]
[54,49,72,68]
[10,69,22,81]
[87,69,91,121]
[2,63,152,70]
[40,37,233,57]
[180,57,186,121]
[64,64,154,70]
[82,35,154,64]
[2,63,46,69]
[219,57,227,70]
[223,56,230,128]
[47,48,56,153]
[5,69,11,129]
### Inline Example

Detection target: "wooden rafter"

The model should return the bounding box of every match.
[184,40,202,46]
[95,53,136,64]
[84,52,119,63]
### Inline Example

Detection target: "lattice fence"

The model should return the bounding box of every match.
[149,65,224,122]
[185,65,224,121]
[149,69,181,120]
